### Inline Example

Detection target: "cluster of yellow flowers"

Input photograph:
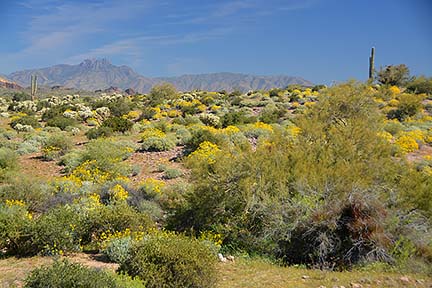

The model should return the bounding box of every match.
[141,128,166,140]
[199,230,223,247]
[394,135,419,154]
[123,110,140,120]
[63,160,128,186]
[140,178,165,194]
[189,141,221,164]
[4,199,32,219]
[5,199,26,207]
[253,121,274,132]
[99,228,145,249]
[286,126,301,137]
[110,184,129,201]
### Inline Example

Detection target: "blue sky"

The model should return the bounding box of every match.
[0,0,431,84]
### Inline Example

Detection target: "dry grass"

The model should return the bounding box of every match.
[216,258,432,288]
[0,253,118,288]
[1,254,431,288]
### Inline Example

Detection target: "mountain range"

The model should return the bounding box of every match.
[5,59,313,93]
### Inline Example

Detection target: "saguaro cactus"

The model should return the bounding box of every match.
[368,47,375,81]
[31,75,38,101]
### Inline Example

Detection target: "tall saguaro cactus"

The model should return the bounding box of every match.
[31,75,38,101]
[368,47,375,81]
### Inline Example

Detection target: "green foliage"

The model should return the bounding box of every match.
[84,203,154,243]
[46,116,77,130]
[102,117,133,133]
[10,115,40,129]
[141,136,175,152]
[0,201,33,256]
[377,64,410,86]
[0,176,52,213]
[0,147,18,173]
[85,126,113,139]
[64,138,135,175]
[107,98,134,117]
[170,83,410,268]
[103,235,134,265]
[32,206,84,255]
[41,133,73,160]
[12,92,31,102]
[24,260,117,288]
[406,76,432,95]
[387,94,423,121]
[163,168,183,179]
[221,110,255,127]
[147,83,178,106]
[119,233,217,288]
[259,104,285,123]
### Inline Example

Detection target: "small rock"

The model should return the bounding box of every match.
[350,283,362,288]
[399,276,410,283]
[302,275,310,279]
[226,255,235,262]
[217,253,227,262]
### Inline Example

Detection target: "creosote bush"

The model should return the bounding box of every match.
[119,232,217,288]
[24,260,117,288]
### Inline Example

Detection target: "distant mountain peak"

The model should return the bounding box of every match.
[7,60,313,92]
[79,58,112,69]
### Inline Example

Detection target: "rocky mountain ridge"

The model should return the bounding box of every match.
[6,59,313,93]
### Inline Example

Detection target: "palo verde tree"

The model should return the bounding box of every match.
[377,64,410,86]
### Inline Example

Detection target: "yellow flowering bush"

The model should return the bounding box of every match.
[123,110,140,120]
[377,131,393,142]
[110,184,129,202]
[189,141,221,164]
[199,230,223,248]
[141,128,166,140]
[221,125,240,134]
[389,85,401,96]
[394,135,419,154]
[253,121,273,132]
[388,99,400,107]
[139,178,165,195]
[168,109,182,118]
[286,125,301,137]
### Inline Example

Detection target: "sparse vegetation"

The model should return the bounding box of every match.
[0,77,431,286]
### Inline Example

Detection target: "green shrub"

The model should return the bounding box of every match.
[12,92,31,102]
[103,235,134,265]
[46,116,77,130]
[377,64,410,86]
[108,98,134,117]
[406,76,432,95]
[85,126,113,139]
[163,168,183,179]
[0,147,18,172]
[24,260,117,288]
[32,206,84,255]
[84,203,154,244]
[174,127,192,145]
[141,136,175,152]
[41,133,73,160]
[387,94,423,121]
[102,117,133,133]
[10,115,40,129]
[0,201,33,256]
[119,232,217,288]
[0,176,53,213]
[147,83,178,106]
